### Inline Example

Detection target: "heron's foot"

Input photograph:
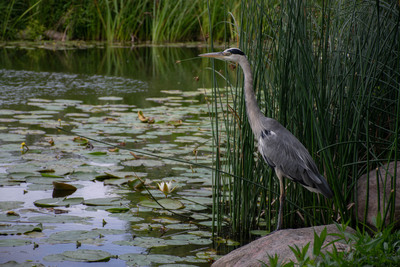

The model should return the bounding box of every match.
[267,227,281,236]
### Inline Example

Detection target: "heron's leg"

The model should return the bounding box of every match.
[276,174,285,231]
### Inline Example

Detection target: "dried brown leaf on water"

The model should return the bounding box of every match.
[138,110,155,123]
[130,151,143,159]
[53,181,77,192]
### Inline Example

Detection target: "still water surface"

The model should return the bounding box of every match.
[0,45,235,266]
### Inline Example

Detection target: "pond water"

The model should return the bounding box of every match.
[0,44,236,266]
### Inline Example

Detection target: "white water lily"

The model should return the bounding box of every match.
[157,181,177,198]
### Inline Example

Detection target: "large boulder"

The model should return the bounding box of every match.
[357,161,400,229]
[212,224,355,267]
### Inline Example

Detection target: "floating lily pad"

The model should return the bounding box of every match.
[105,207,129,213]
[138,198,184,210]
[84,197,129,206]
[132,222,165,232]
[29,215,92,224]
[98,96,123,101]
[44,249,112,262]
[108,213,144,222]
[0,239,32,247]
[166,223,198,231]
[0,224,42,235]
[0,201,24,211]
[122,159,165,167]
[115,236,167,248]
[118,253,182,265]
[34,197,83,207]
[45,230,101,245]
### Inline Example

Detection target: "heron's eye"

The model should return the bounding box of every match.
[223,52,232,56]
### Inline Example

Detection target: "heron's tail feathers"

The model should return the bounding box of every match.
[317,176,333,198]
[303,171,333,199]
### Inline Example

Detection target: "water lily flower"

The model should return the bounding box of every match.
[21,142,29,153]
[157,181,177,198]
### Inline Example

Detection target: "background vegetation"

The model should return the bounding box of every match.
[210,0,400,239]
[0,0,240,43]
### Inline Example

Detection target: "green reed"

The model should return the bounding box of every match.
[208,0,400,238]
[0,0,241,43]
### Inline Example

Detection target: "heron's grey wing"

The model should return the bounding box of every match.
[257,118,333,198]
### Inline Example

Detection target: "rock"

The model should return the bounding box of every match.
[212,224,355,267]
[357,161,400,229]
[44,30,67,41]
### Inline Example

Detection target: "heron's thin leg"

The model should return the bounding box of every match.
[276,174,285,231]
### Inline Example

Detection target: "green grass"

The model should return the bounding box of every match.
[0,0,241,43]
[208,0,400,238]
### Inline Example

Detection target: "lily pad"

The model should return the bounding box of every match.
[44,249,112,262]
[115,236,168,248]
[108,213,144,222]
[0,239,32,247]
[0,224,42,235]
[84,197,129,206]
[29,215,92,224]
[34,197,83,207]
[122,159,165,167]
[118,253,182,265]
[45,230,101,244]
[105,207,130,213]
[138,198,184,210]
[98,96,123,101]
[0,201,24,211]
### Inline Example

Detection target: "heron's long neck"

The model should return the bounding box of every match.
[239,57,264,138]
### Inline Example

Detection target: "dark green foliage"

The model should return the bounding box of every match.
[0,0,241,42]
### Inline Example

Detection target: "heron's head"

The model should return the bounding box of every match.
[199,48,245,63]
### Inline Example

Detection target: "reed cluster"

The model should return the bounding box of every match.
[209,0,400,238]
[0,0,240,43]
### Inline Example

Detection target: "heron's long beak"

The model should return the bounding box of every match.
[198,52,225,59]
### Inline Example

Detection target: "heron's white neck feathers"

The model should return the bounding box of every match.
[238,56,265,138]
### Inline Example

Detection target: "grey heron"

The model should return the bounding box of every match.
[199,48,333,230]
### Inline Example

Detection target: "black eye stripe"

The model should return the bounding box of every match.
[226,48,245,56]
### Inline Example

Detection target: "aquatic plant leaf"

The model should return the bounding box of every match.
[108,213,144,222]
[127,179,145,190]
[105,207,129,213]
[40,172,63,178]
[34,197,83,207]
[127,236,168,248]
[44,249,112,262]
[138,110,150,123]
[138,198,184,210]
[84,197,129,206]
[52,181,77,191]
[88,151,107,156]
[95,172,122,181]
[45,230,98,244]
[0,239,32,247]
[0,201,24,211]
[29,215,92,224]
[0,223,42,235]
[122,159,165,167]
[131,223,163,231]
[118,253,182,265]
[98,96,123,101]
[166,224,198,230]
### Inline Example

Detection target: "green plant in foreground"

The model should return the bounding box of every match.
[264,225,400,267]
